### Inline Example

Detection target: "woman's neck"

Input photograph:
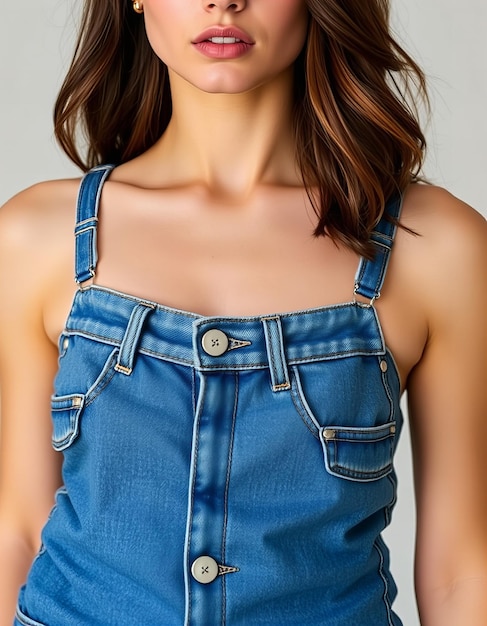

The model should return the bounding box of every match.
[148,67,301,198]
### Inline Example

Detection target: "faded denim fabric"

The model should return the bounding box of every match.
[16,165,404,625]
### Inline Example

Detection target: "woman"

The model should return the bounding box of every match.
[0,0,486,624]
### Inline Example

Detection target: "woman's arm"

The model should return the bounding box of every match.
[0,190,63,625]
[405,189,487,625]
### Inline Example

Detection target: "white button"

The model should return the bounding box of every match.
[191,556,219,584]
[62,337,69,351]
[380,360,388,373]
[201,329,229,357]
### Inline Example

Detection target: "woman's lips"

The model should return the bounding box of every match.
[192,26,254,59]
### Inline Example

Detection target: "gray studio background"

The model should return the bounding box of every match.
[1,1,486,624]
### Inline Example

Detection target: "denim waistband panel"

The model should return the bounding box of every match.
[66,286,387,370]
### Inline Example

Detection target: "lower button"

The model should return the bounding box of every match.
[191,555,219,584]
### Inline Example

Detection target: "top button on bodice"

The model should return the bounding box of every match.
[201,329,229,357]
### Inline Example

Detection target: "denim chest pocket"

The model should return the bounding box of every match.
[320,422,396,482]
[51,394,85,451]
[289,362,398,482]
[51,345,119,451]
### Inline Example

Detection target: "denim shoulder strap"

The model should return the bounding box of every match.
[74,164,115,284]
[354,193,403,302]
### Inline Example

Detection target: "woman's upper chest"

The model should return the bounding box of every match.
[95,182,363,313]
[47,181,428,391]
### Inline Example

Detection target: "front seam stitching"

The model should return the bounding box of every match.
[374,539,394,626]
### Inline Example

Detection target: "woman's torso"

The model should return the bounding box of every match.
[16,166,431,625]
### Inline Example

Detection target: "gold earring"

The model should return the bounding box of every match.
[133,1,144,14]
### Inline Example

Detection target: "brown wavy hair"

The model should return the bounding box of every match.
[54,0,427,256]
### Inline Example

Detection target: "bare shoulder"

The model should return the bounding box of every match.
[0,179,81,340]
[0,179,80,283]
[400,183,486,252]
[0,178,80,247]
[396,184,486,305]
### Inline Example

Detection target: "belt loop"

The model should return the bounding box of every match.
[115,302,155,375]
[261,316,291,392]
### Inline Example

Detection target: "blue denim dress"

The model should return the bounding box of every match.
[16,165,404,625]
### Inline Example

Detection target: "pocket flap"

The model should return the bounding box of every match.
[321,421,396,482]
[51,394,85,451]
